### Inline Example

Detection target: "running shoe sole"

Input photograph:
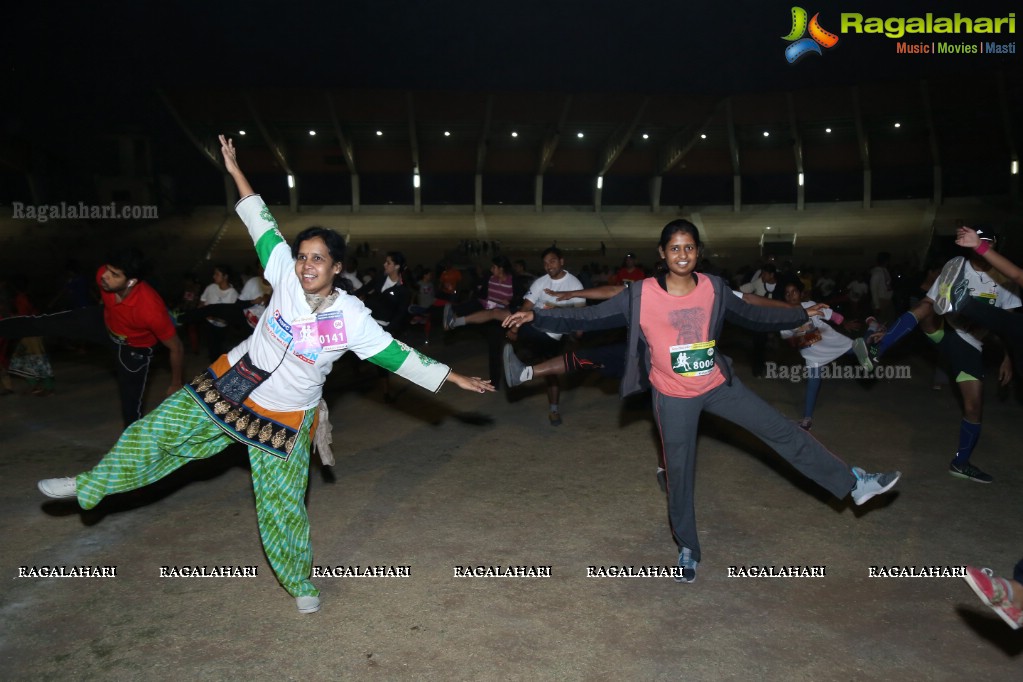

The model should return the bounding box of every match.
[933,256,966,315]
[852,337,873,372]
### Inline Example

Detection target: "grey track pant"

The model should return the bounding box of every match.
[652,377,856,563]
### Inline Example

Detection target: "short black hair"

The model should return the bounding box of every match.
[492,255,512,273]
[541,247,563,260]
[292,226,346,265]
[106,247,147,280]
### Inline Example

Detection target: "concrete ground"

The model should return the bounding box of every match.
[1,327,1020,681]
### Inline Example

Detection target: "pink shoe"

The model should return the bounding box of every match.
[963,566,1022,630]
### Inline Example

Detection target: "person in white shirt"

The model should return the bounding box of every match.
[36,134,495,615]
[779,281,873,430]
[197,264,241,360]
[339,258,362,294]
[739,263,780,377]
[239,271,272,328]
[505,247,585,426]
[867,229,1016,483]
[869,252,893,320]
[199,265,239,306]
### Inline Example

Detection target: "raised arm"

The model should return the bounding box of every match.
[221,135,289,278]
[957,226,1023,287]
[220,135,255,198]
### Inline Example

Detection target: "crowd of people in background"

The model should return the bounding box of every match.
[4,206,1020,626]
[0,238,1007,404]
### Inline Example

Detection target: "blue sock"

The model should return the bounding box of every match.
[952,419,981,465]
[875,311,919,357]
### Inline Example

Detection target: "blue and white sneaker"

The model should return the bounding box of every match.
[850,467,901,505]
[675,546,698,583]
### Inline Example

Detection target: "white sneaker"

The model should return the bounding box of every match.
[933,256,967,315]
[852,337,873,372]
[296,595,321,613]
[38,477,77,499]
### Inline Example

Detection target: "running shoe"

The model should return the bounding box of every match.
[442,303,456,331]
[933,256,968,315]
[675,546,698,583]
[548,411,562,426]
[850,467,901,505]
[502,343,527,388]
[949,460,993,483]
[852,337,873,372]
[963,566,1022,630]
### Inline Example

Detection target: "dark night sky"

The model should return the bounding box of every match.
[3,0,1019,150]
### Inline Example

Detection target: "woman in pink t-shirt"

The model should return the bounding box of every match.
[505,220,901,583]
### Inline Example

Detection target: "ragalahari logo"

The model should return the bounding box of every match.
[783,7,839,63]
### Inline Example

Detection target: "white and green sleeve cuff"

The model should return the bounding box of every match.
[367,340,451,393]
[235,194,286,267]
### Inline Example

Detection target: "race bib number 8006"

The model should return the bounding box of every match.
[670,341,716,377]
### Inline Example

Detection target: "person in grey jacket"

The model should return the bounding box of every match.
[504,219,901,583]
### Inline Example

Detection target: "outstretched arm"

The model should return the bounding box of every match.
[445,372,496,393]
[220,135,255,198]
[724,293,809,332]
[503,310,534,329]
[505,293,628,333]
[741,292,828,317]
[545,284,624,301]
[741,292,792,309]
[957,226,1023,287]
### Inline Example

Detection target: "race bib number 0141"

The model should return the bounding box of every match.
[293,311,348,353]
[670,341,716,377]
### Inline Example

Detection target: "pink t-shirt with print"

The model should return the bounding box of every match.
[640,277,726,399]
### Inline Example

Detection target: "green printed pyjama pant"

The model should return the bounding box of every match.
[75,389,318,598]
